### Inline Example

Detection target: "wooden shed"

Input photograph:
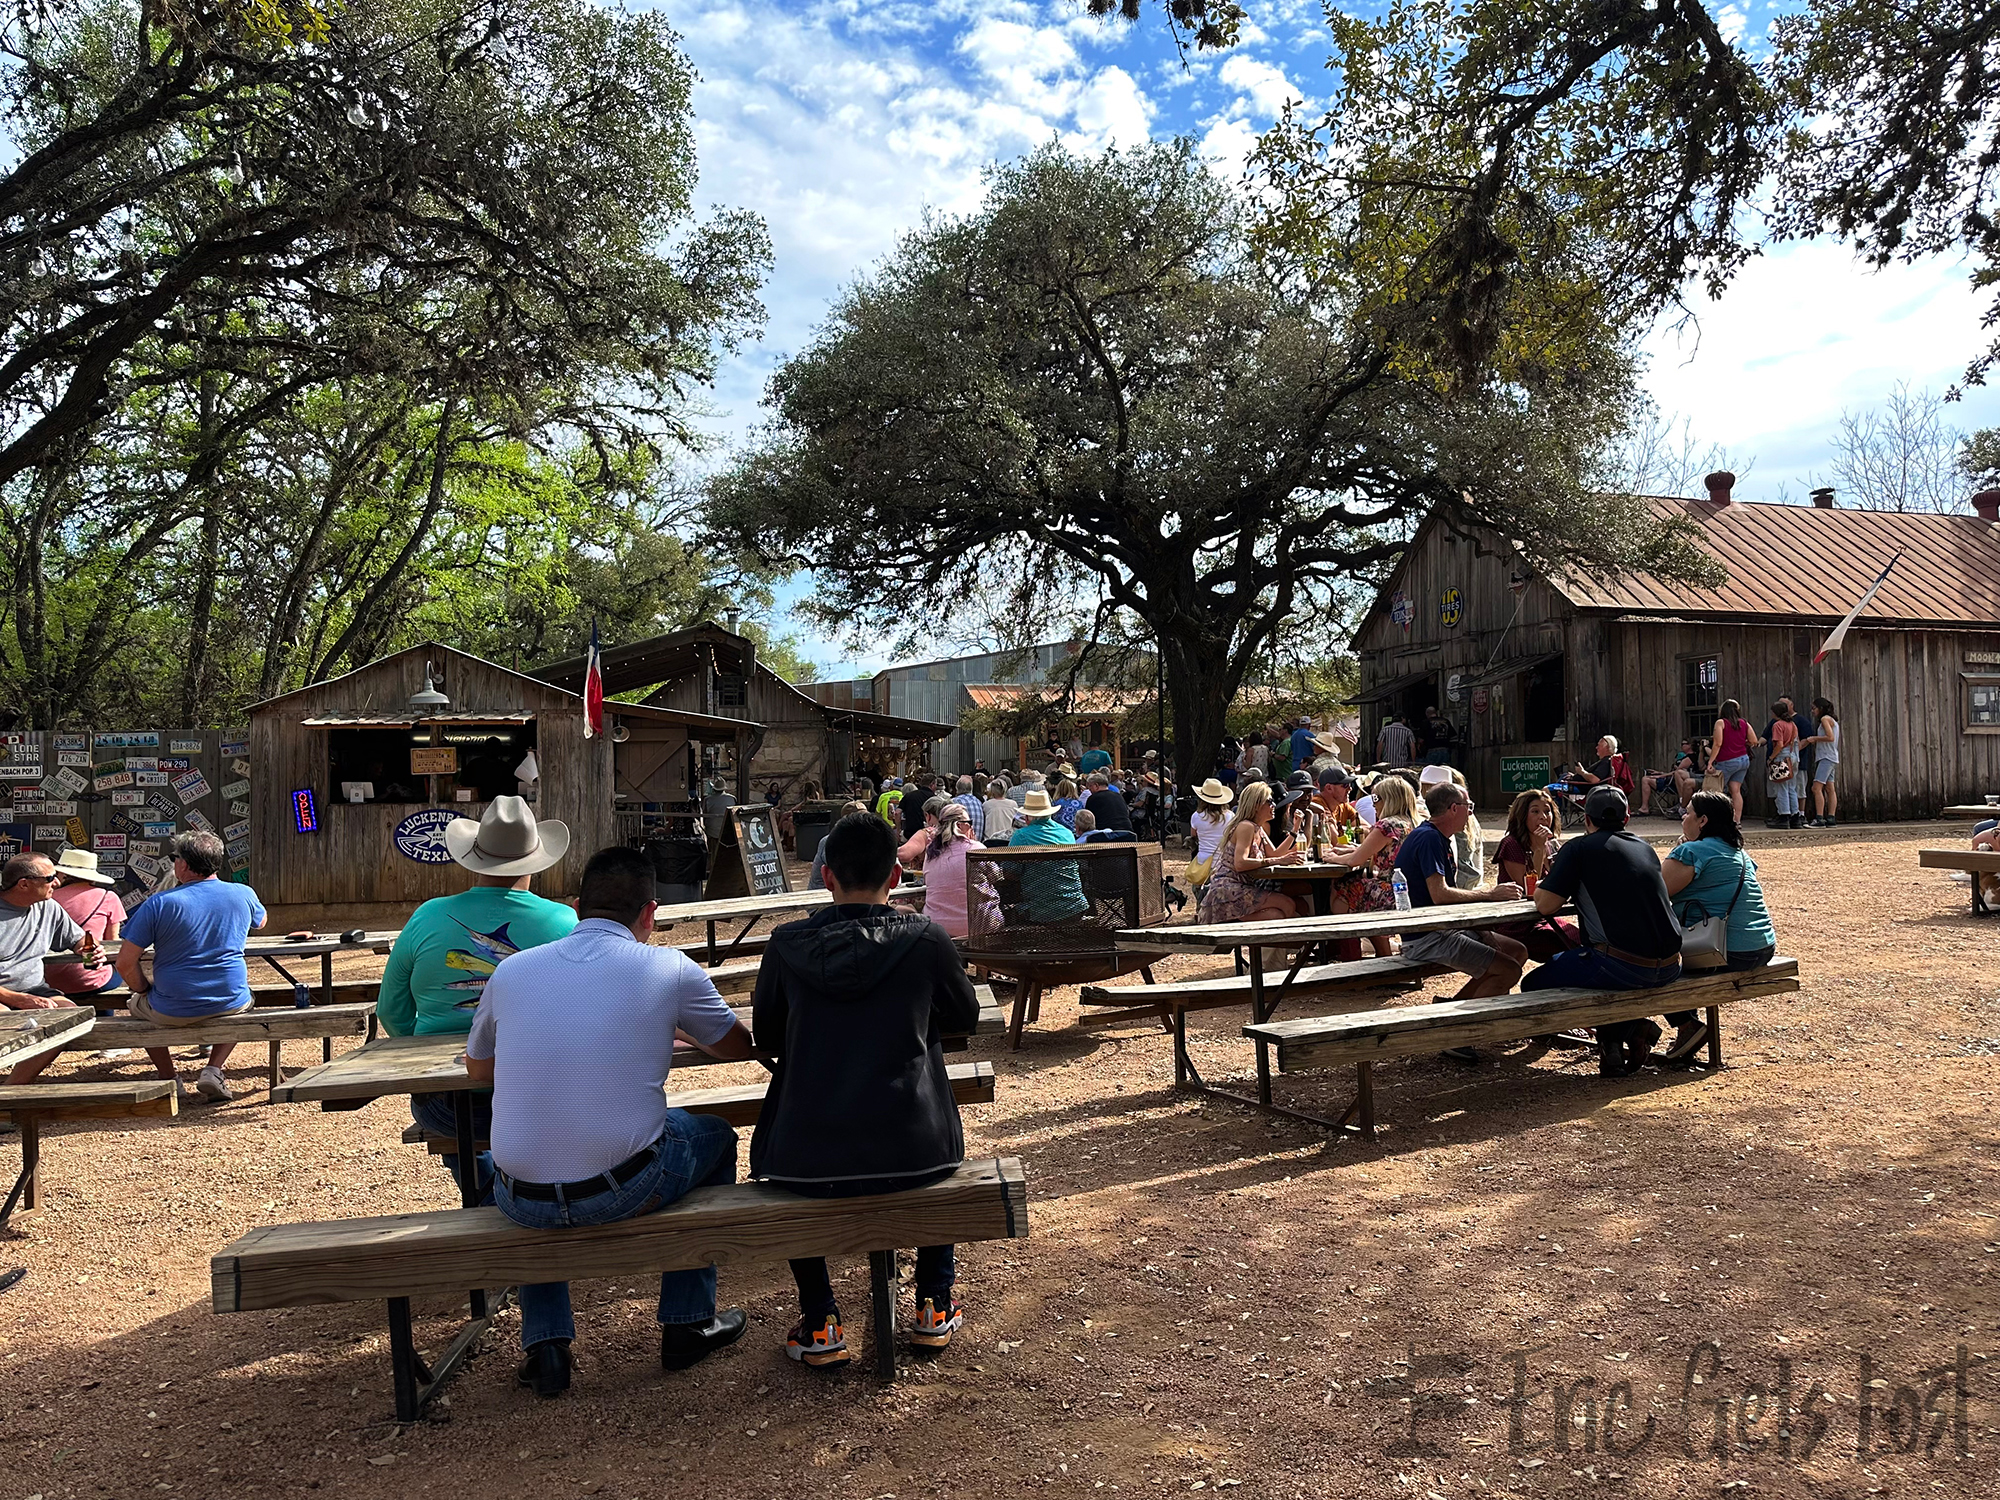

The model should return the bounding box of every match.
[535,622,957,801]
[247,642,757,918]
[1352,494,2000,821]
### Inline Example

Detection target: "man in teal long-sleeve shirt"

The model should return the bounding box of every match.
[377,798,576,1180]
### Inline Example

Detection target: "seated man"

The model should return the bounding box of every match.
[0,853,96,1085]
[750,813,981,1368]
[376,797,576,1189]
[1083,772,1133,832]
[116,832,266,1102]
[1392,784,1527,1061]
[1525,785,1685,1076]
[467,846,755,1398]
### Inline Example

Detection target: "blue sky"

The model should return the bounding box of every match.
[652,0,2000,677]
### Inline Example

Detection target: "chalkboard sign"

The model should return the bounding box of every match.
[702,803,791,899]
[1501,755,1553,794]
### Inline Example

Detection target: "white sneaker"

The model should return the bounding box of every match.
[195,1066,233,1102]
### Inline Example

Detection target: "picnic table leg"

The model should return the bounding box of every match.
[1006,981,1030,1050]
[387,1297,424,1422]
[1249,947,1272,1107]
[870,1250,897,1380]
[267,1040,281,1090]
[451,1090,489,1321]
[1705,1005,1723,1069]
[706,920,718,966]
[1172,1006,1188,1085]
[1,1116,39,1226]
[1356,1062,1375,1141]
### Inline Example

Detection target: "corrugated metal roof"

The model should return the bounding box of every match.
[1555,498,2000,624]
[298,712,534,726]
[963,684,1143,713]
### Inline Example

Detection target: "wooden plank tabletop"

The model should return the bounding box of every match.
[271,988,1007,1105]
[1116,898,1555,955]
[656,890,834,923]
[48,931,401,964]
[0,1005,94,1066]
[1919,848,2000,872]
[1939,805,2000,819]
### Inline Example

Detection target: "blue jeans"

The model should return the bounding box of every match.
[411,1092,495,1203]
[1770,776,1800,815]
[1523,946,1684,1049]
[494,1109,737,1350]
[1714,754,1751,785]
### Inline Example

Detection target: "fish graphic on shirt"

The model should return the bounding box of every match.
[444,920,527,1009]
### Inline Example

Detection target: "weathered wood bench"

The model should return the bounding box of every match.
[1918,849,2000,917]
[397,1061,998,1152]
[56,1003,377,1088]
[212,1156,1030,1418]
[1076,955,1446,1027]
[0,1080,177,1226]
[1244,957,1800,1138]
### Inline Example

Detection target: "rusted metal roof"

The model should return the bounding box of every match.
[1553,498,2000,625]
[963,684,1143,713]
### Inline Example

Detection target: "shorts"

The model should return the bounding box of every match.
[1401,927,1500,977]
[127,989,251,1027]
[1813,762,1838,784]
[1714,754,1751,785]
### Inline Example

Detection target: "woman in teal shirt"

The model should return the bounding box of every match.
[1662,791,1776,970]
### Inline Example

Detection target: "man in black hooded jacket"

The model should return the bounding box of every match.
[749,812,980,1369]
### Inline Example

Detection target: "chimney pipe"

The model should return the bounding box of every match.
[1974,488,2000,523]
[724,606,742,634]
[1703,470,1735,506]
[1810,486,1835,509]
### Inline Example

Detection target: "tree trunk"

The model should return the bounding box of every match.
[1158,629,1236,800]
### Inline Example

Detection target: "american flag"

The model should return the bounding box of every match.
[581,618,605,738]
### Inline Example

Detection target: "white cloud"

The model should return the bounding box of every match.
[1071,65,1155,149]
[1217,52,1303,118]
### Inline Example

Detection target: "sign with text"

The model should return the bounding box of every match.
[410,747,458,776]
[704,803,789,900]
[1500,755,1554,794]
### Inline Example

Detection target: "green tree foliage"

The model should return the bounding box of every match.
[707,141,1716,790]
[1245,0,2000,392]
[0,0,772,725]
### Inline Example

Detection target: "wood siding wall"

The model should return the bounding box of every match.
[248,649,614,906]
[1356,515,2000,820]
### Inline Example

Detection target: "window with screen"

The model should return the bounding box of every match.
[1682,656,1720,743]
[1967,676,2000,731]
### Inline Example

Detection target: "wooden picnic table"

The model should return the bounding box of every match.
[657,886,925,967]
[1,1007,95,1234]
[1114,899,1563,1129]
[46,931,402,1008]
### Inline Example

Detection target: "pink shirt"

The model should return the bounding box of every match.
[44,882,121,994]
[918,833,976,939]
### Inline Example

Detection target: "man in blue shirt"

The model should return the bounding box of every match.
[1392,784,1526,1058]
[116,831,267,1102]
[1078,745,1111,775]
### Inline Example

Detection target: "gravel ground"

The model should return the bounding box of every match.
[3,829,1998,1500]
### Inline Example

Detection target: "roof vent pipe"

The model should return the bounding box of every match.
[1974,489,2000,523]
[724,606,742,634]
[1703,470,1734,505]
[1810,486,1836,509]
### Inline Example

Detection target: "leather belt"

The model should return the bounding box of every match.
[1601,944,1682,970]
[499,1142,659,1202]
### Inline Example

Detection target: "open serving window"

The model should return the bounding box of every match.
[308,713,539,806]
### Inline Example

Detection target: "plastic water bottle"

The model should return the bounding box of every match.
[1391,868,1411,910]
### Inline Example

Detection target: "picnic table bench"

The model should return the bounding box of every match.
[1245,957,1801,1138]
[52,1002,377,1087]
[398,1061,998,1151]
[1918,848,2000,916]
[1114,901,1564,1129]
[1938,805,2000,819]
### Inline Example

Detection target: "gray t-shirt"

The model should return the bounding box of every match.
[465,918,739,1183]
[0,897,85,998]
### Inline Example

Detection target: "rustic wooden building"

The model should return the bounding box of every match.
[532,622,956,801]
[1352,492,2000,821]
[248,642,754,916]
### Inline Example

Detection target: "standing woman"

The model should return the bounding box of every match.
[1186,778,1235,887]
[1197,781,1304,924]
[1238,731,1269,782]
[1804,697,1841,826]
[1708,698,1761,823]
[1764,701,1802,829]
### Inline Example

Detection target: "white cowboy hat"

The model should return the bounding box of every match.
[443,795,570,876]
[1020,787,1058,817]
[1418,763,1455,789]
[52,847,115,886]
[1195,777,1235,807]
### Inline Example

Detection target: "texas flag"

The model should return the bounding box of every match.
[584,620,604,744]
[1814,553,1901,664]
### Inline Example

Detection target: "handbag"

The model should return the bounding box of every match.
[1769,752,1795,783]
[1185,855,1214,887]
[1700,766,1725,794]
[1679,854,1748,970]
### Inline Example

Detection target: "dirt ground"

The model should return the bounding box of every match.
[3,826,1998,1500]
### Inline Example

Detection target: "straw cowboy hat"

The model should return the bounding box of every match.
[1020,787,1058,818]
[444,795,570,876]
[1195,778,1235,807]
[52,848,115,886]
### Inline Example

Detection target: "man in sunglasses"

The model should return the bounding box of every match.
[0,853,95,1083]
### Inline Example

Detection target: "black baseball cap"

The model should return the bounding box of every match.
[1583,784,1629,827]
[1286,770,1316,791]
[1318,766,1352,788]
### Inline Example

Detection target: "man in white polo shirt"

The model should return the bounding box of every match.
[466,845,754,1399]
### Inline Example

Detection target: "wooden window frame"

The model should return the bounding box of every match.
[1963,673,2000,735]
[1680,653,1720,745]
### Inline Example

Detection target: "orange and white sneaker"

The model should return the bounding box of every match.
[786,1313,851,1368]
[910,1294,964,1352]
